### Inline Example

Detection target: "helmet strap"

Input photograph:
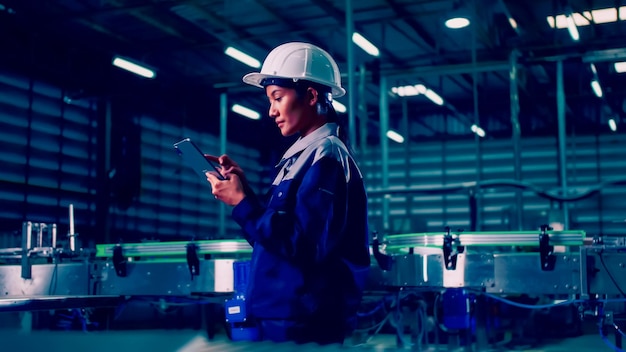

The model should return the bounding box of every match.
[261,77,334,117]
[260,77,298,89]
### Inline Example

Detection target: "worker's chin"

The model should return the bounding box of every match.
[279,127,296,137]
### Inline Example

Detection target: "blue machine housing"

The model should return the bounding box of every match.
[224,260,259,341]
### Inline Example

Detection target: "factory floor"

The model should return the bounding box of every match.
[0,327,618,352]
[0,306,619,352]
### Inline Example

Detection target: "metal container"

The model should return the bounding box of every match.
[489,252,581,295]
[95,259,237,296]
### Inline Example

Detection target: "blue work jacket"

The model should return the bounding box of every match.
[232,123,370,323]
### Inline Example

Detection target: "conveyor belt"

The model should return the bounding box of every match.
[95,239,252,258]
[0,295,123,312]
[382,230,585,252]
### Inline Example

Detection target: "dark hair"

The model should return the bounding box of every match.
[295,82,351,152]
[322,98,351,153]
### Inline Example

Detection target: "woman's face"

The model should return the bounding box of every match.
[265,85,319,137]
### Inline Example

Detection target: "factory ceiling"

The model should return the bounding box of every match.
[1,0,625,150]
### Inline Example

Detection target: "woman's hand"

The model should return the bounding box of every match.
[206,172,246,206]
[204,154,246,182]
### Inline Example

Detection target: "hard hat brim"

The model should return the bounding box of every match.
[242,72,346,98]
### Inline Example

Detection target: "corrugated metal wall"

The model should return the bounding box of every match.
[0,69,265,245]
[362,134,626,237]
[0,70,98,241]
[112,115,265,241]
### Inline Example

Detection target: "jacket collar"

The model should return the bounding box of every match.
[276,123,338,167]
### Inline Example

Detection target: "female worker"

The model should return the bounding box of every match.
[205,42,370,345]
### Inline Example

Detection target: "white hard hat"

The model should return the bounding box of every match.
[243,42,346,98]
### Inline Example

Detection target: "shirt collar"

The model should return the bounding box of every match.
[276,123,338,167]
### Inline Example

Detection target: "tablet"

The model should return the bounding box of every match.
[173,138,226,181]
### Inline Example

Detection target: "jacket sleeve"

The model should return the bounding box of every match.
[231,156,347,265]
[235,183,261,247]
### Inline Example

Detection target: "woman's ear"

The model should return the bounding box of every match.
[306,87,319,107]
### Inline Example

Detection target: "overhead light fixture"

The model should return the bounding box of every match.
[112,56,156,79]
[565,10,580,41]
[424,88,444,106]
[547,12,591,28]
[508,17,518,29]
[231,104,260,120]
[615,61,626,73]
[608,118,617,131]
[391,85,420,97]
[224,47,261,68]
[590,80,603,97]
[352,32,380,57]
[546,6,626,28]
[332,100,347,113]
[392,84,443,105]
[445,17,470,29]
[591,8,618,23]
[386,130,405,143]
[471,124,486,137]
[590,63,603,98]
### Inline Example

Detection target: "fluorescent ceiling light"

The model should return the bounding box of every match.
[225,47,261,68]
[592,8,618,23]
[590,80,603,97]
[471,124,486,137]
[332,100,347,113]
[231,104,260,120]
[548,13,591,28]
[615,61,626,73]
[391,84,428,97]
[391,85,419,97]
[547,7,626,28]
[608,118,617,132]
[352,32,380,57]
[386,130,404,143]
[565,14,580,41]
[112,56,155,79]
[445,17,470,29]
[574,12,591,25]
[508,17,518,29]
[424,89,444,105]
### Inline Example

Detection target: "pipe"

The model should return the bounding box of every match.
[219,92,227,237]
[383,61,510,78]
[472,11,482,231]
[556,60,569,229]
[358,64,368,153]
[346,0,356,150]
[69,203,75,251]
[51,223,57,249]
[103,99,113,243]
[510,50,522,230]
[21,221,32,279]
[379,76,389,232]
